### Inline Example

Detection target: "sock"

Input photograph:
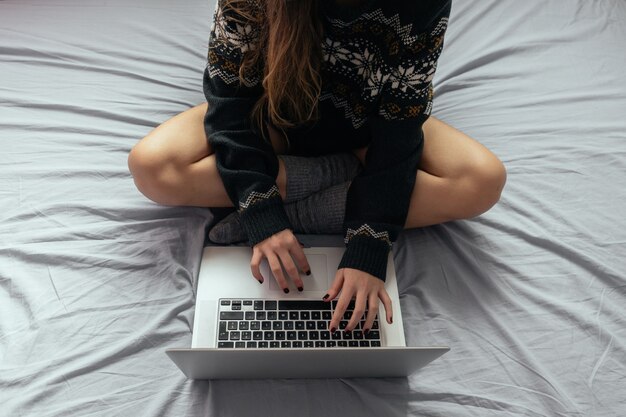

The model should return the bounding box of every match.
[279,153,361,203]
[207,181,351,243]
[283,181,349,234]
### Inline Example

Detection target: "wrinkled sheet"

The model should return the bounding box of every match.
[1,0,625,416]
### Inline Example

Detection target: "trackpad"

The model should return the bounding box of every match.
[261,254,330,292]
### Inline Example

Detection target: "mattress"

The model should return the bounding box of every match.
[1,0,625,416]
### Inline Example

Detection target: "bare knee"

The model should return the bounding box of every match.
[458,155,507,218]
[128,138,187,206]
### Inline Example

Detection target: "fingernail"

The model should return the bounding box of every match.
[306,270,311,276]
[330,327,336,333]
[322,294,329,300]
[257,279,263,284]
[297,286,303,292]
[283,288,289,294]
[390,317,393,324]
[364,328,370,335]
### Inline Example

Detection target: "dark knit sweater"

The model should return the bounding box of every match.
[203,0,451,281]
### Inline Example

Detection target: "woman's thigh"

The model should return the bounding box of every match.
[420,115,502,180]
[132,102,212,167]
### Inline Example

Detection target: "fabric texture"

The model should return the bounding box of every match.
[203,0,452,280]
[1,0,626,416]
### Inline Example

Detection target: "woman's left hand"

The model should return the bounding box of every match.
[324,268,393,333]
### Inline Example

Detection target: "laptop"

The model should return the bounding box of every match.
[167,245,449,379]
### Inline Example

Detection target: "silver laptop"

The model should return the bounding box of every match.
[167,245,449,379]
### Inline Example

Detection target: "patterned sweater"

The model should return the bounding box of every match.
[203,0,451,281]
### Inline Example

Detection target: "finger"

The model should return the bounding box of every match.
[289,243,311,276]
[267,252,289,293]
[379,288,393,324]
[363,292,380,333]
[324,269,344,303]
[330,283,353,333]
[346,290,366,331]
[250,249,264,283]
[278,249,303,291]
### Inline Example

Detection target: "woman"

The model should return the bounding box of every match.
[128,0,506,334]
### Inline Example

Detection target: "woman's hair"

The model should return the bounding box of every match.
[222,0,325,141]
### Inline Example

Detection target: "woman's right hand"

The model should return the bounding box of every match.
[250,229,311,293]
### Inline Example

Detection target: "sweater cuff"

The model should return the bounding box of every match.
[238,194,292,247]
[338,235,391,282]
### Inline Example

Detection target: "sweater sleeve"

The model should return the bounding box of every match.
[203,0,291,246]
[338,0,451,281]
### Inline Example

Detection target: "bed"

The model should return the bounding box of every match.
[1,0,625,415]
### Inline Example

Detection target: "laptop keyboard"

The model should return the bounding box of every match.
[216,299,382,348]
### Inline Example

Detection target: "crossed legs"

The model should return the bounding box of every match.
[128,102,506,228]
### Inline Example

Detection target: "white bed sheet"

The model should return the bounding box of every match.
[1,0,625,416]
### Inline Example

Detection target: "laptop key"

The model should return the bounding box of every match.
[220,300,231,306]
[322,311,332,320]
[253,331,263,340]
[359,341,370,347]
[287,331,297,340]
[320,331,330,340]
[268,311,278,320]
[331,331,341,340]
[229,331,240,341]
[281,341,291,348]
[239,321,249,330]
[278,311,288,320]
[304,341,314,348]
[218,331,229,340]
[265,300,277,310]
[348,341,359,347]
[371,341,381,347]
[272,321,283,330]
[261,322,271,330]
[219,322,227,332]
[338,341,348,347]
[315,341,325,348]
[306,321,316,330]
[301,311,310,320]
[256,311,266,320]
[309,331,319,340]
[311,311,321,320]
[235,342,245,348]
[243,300,253,306]
[227,321,237,330]
[218,342,234,348]
[365,331,380,340]
[270,341,279,348]
[289,311,299,320]
[242,331,252,340]
[250,321,260,330]
[275,331,286,340]
[293,341,303,348]
[353,330,363,339]
[326,341,336,347]
[258,341,268,348]
[284,321,294,330]
[263,331,274,340]
[254,300,264,310]
[246,341,257,348]
[244,312,255,320]
[278,300,331,310]
[220,311,244,320]
[297,331,308,340]
[317,321,327,330]
[295,321,305,330]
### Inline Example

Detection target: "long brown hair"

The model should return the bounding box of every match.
[222,0,325,141]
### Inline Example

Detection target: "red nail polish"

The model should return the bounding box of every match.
[284,288,289,294]
[322,294,329,300]
[390,317,393,324]
[257,279,263,284]
[306,270,311,276]
[298,286,303,292]
[330,327,336,333]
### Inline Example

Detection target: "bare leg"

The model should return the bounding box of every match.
[405,116,506,227]
[352,116,506,228]
[128,103,288,207]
